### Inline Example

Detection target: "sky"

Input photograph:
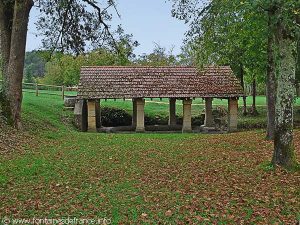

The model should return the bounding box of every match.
[26,0,188,56]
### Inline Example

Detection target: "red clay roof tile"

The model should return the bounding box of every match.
[77,66,244,99]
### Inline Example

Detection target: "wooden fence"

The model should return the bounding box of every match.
[0,80,78,99]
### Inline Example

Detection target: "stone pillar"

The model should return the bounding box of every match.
[228,98,238,132]
[95,100,101,131]
[182,98,192,133]
[168,98,177,126]
[74,99,87,132]
[204,97,214,127]
[87,100,97,132]
[135,98,145,132]
[132,99,137,128]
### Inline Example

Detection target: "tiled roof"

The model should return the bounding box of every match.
[77,66,244,99]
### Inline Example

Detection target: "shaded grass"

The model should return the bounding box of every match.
[0,93,299,224]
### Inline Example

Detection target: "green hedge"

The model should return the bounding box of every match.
[101,107,132,127]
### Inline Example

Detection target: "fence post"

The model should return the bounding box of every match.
[35,83,39,96]
[62,85,65,100]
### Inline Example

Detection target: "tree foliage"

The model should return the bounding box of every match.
[0,0,124,127]
[135,44,180,66]
[24,51,47,82]
[170,0,300,168]
[42,49,124,86]
[172,0,268,81]
[36,0,120,54]
[41,33,139,86]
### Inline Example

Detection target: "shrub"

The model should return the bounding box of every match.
[238,119,267,130]
[212,106,228,118]
[192,115,205,126]
[101,107,132,127]
[100,107,205,127]
[145,115,168,125]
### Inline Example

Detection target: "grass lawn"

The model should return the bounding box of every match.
[0,93,299,224]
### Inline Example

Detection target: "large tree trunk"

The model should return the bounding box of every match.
[0,0,13,82]
[0,0,13,122]
[0,0,33,128]
[266,11,276,140]
[272,23,297,169]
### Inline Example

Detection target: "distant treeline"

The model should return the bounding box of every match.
[22,44,272,98]
[23,45,193,86]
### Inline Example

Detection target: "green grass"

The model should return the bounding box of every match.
[0,92,299,224]
[23,89,77,97]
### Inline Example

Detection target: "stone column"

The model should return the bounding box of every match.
[182,98,192,133]
[95,100,101,131]
[74,99,87,132]
[228,98,238,132]
[168,98,177,126]
[204,97,214,127]
[132,99,137,128]
[135,98,145,132]
[87,100,97,132]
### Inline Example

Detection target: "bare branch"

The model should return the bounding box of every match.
[110,0,121,19]
[81,0,120,53]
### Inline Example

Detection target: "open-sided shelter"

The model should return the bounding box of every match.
[75,66,244,132]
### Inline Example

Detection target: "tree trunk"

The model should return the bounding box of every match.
[296,83,300,97]
[296,39,300,97]
[266,11,277,140]
[0,0,33,128]
[250,78,258,115]
[239,65,247,115]
[296,39,300,84]
[0,0,13,122]
[0,0,13,83]
[272,24,297,169]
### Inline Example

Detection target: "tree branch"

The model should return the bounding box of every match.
[195,3,212,21]
[81,0,119,53]
[109,0,121,19]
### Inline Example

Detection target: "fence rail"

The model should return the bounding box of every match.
[0,80,78,98]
